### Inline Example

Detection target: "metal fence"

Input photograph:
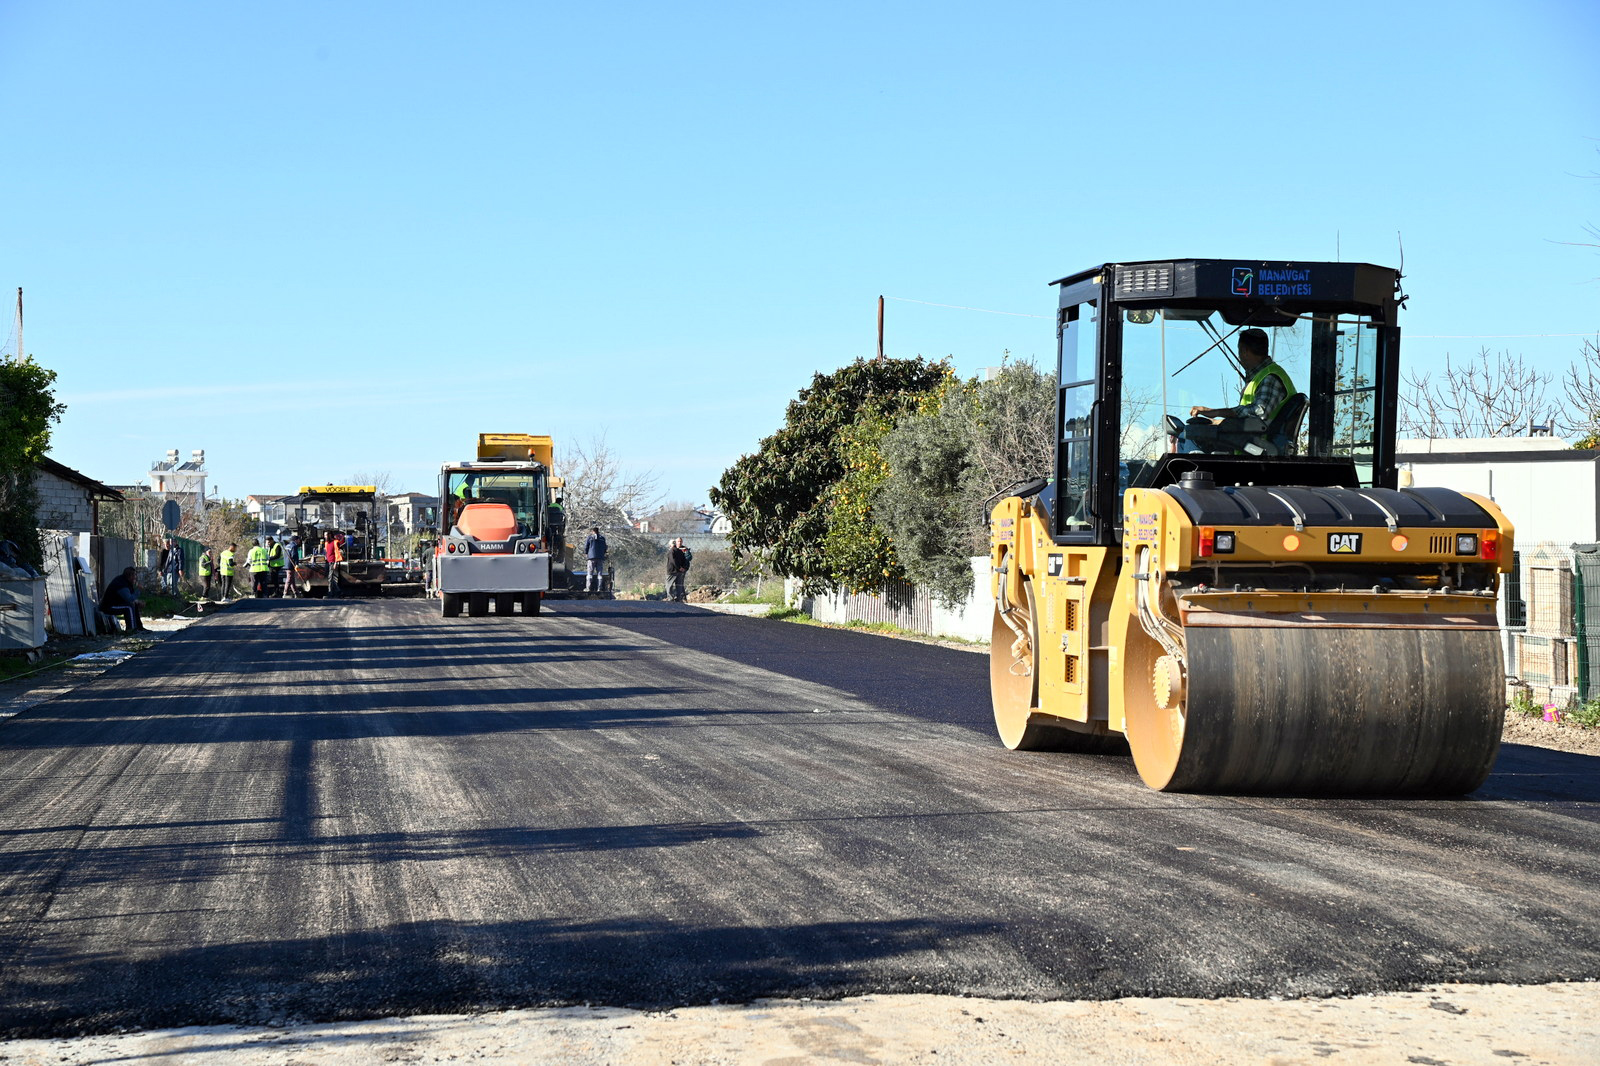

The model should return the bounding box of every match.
[1505,541,1600,706]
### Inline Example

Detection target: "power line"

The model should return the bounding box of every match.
[884,296,1048,319]
[1408,332,1597,339]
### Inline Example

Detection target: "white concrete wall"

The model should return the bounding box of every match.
[1404,458,1598,545]
[788,557,994,643]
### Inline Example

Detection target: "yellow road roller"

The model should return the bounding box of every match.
[989,259,1513,793]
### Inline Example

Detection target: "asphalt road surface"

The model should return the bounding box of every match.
[1,598,1597,1039]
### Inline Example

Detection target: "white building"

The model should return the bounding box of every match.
[385,492,439,536]
[244,494,293,528]
[1398,437,1599,545]
[149,449,207,501]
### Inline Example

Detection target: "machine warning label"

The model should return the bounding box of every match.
[1047,554,1064,577]
[1328,532,1363,554]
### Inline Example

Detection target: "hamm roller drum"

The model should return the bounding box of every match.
[1124,623,1505,795]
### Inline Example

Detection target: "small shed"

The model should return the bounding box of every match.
[34,456,124,534]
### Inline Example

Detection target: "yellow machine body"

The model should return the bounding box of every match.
[984,256,1518,793]
[478,433,554,468]
[990,485,1514,793]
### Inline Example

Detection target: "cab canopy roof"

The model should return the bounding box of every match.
[290,485,378,503]
[1051,258,1400,320]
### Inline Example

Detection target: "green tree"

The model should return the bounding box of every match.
[821,404,904,593]
[875,361,1055,605]
[0,358,67,568]
[711,357,949,593]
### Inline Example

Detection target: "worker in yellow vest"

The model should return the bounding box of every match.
[247,540,270,598]
[197,549,215,600]
[265,537,285,593]
[219,544,238,600]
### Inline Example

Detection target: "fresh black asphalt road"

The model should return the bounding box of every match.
[1,598,1597,1038]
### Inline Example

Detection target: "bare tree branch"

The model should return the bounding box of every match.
[1566,337,1600,439]
[1400,347,1571,438]
[555,434,662,533]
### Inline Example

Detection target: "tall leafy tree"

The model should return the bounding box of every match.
[0,358,66,568]
[712,357,948,593]
[875,361,1055,605]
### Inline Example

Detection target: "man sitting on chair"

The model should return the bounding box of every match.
[99,567,146,633]
[1181,328,1294,453]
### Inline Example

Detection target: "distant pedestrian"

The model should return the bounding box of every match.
[99,566,146,633]
[160,538,184,596]
[219,543,238,599]
[583,527,607,593]
[666,538,692,603]
[197,549,215,599]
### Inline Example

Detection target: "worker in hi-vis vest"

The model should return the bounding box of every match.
[247,540,270,598]
[265,537,284,593]
[1181,327,1295,453]
[197,549,215,600]
[219,544,238,600]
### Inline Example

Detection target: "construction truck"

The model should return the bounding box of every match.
[434,434,556,617]
[988,258,1513,794]
[287,485,388,595]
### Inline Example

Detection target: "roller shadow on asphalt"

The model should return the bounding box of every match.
[559,602,1600,807]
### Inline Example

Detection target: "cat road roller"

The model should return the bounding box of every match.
[989,258,1513,794]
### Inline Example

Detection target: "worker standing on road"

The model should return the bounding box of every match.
[197,549,215,600]
[219,544,238,600]
[325,530,343,598]
[583,526,607,593]
[247,540,271,597]
[265,537,284,592]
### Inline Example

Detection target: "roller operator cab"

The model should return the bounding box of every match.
[989,259,1515,794]
[434,433,556,618]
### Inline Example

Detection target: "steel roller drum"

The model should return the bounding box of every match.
[1128,625,1505,795]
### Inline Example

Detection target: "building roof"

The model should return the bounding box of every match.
[37,456,124,501]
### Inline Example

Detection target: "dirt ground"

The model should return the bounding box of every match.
[0,983,1594,1065]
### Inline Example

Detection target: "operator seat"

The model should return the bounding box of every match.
[1243,393,1309,457]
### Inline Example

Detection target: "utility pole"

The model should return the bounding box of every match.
[876,295,884,361]
[12,288,21,362]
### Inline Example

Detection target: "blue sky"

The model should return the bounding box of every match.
[3,0,1596,505]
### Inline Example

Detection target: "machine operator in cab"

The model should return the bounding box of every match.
[1181,327,1295,453]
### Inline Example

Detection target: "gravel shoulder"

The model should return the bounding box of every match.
[2,982,1594,1065]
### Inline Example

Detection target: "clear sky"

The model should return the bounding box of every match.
[3,0,1596,505]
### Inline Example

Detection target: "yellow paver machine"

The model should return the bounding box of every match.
[989,259,1513,793]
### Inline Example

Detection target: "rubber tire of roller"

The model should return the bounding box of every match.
[467,592,490,617]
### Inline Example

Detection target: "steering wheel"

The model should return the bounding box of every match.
[1165,414,1186,437]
